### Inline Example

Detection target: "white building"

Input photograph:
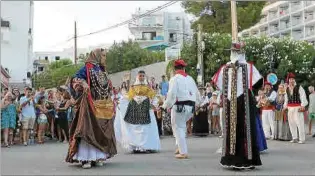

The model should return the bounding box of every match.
[128,8,192,61]
[33,43,112,63]
[239,1,315,45]
[1,1,34,85]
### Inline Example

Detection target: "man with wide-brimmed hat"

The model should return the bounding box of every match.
[162,59,201,159]
[212,41,263,169]
[283,72,308,144]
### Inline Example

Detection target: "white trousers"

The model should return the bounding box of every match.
[262,109,275,138]
[219,108,223,136]
[171,105,193,155]
[288,106,305,142]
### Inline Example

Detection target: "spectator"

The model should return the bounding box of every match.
[1,87,9,99]
[56,91,71,143]
[19,87,36,146]
[36,96,48,144]
[46,90,56,139]
[1,92,17,147]
[159,75,169,97]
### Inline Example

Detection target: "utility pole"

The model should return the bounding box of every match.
[230,1,238,42]
[197,24,204,86]
[74,21,78,65]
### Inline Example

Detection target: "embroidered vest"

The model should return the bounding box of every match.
[287,85,301,104]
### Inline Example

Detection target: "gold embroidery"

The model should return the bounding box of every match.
[229,65,237,155]
[127,85,156,100]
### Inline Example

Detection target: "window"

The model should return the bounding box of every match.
[142,32,156,40]
[169,33,177,42]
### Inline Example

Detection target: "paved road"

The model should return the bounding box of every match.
[1,135,315,175]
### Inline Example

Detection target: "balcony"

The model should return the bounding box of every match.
[279,20,290,30]
[305,1,314,7]
[279,5,289,17]
[292,29,303,40]
[291,14,302,26]
[305,11,314,22]
[305,26,315,37]
[268,11,278,21]
[291,1,302,12]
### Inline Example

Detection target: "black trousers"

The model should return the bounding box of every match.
[154,111,162,136]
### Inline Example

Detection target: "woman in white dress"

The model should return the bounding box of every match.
[114,70,161,153]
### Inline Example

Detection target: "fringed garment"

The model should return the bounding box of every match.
[220,63,262,169]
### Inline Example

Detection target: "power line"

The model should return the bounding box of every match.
[76,1,178,38]
[44,1,178,50]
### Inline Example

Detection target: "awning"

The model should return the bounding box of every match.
[144,42,169,51]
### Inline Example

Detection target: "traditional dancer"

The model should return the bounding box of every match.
[65,48,117,169]
[192,87,209,137]
[274,83,292,141]
[284,72,308,144]
[258,81,276,140]
[212,42,262,170]
[162,59,200,159]
[115,70,161,153]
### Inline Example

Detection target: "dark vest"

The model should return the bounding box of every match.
[287,85,301,104]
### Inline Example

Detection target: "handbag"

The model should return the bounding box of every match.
[93,98,114,119]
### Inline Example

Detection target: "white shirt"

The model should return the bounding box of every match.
[20,96,36,119]
[162,74,201,109]
[284,85,308,108]
[214,62,261,100]
[267,90,277,102]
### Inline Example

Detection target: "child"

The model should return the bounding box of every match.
[36,96,48,144]
[209,92,220,135]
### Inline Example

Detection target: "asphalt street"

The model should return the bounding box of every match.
[1,134,315,175]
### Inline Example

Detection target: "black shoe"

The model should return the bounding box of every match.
[312,134,315,138]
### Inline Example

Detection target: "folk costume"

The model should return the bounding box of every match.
[284,72,308,144]
[115,71,161,153]
[65,49,117,169]
[192,87,209,137]
[212,42,262,169]
[257,82,276,139]
[162,59,201,159]
[274,84,292,141]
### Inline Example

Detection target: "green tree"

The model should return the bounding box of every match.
[181,1,266,33]
[33,40,165,89]
[170,33,315,87]
[48,58,73,70]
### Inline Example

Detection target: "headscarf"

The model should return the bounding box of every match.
[134,74,149,86]
[85,48,105,67]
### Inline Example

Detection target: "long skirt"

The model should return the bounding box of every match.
[220,93,262,169]
[255,114,267,152]
[115,99,161,152]
[274,110,292,141]
[192,110,209,137]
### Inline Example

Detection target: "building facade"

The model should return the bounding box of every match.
[1,1,34,86]
[239,1,315,45]
[0,66,11,89]
[128,8,192,61]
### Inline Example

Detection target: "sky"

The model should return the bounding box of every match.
[33,1,186,52]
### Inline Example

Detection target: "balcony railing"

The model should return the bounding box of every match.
[305,1,313,7]
[268,13,278,20]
